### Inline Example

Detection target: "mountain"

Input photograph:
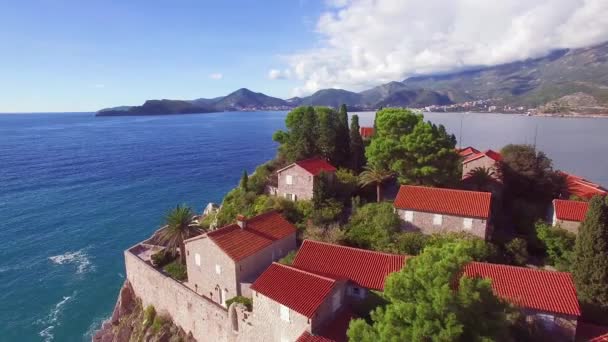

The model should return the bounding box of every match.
[401,42,608,108]
[97,42,608,116]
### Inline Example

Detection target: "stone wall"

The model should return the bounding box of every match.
[125,247,235,341]
[396,209,489,240]
[462,155,497,178]
[185,236,238,306]
[277,164,315,201]
[249,290,312,342]
[554,220,580,235]
[236,234,297,285]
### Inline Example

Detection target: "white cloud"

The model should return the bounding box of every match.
[268,69,291,80]
[209,73,223,80]
[281,0,608,96]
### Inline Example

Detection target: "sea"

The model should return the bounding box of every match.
[1,111,607,342]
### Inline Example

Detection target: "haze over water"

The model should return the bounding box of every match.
[1,111,606,341]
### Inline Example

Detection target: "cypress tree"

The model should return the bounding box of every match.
[349,114,366,172]
[300,106,318,159]
[572,195,608,319]
[240,170,248,191]
[312,172,329,209]
[336,104,351,167]
[317,110,337,162]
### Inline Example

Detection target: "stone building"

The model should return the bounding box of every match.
[463,262,581,341]
[461,149,502,179]
[560,171,607,200]
[275,158,336,201]
[250,240,407,341]
[184,211,297,306]
[457,146,480,159]
[550,199,589,234]
[393,185,492,240]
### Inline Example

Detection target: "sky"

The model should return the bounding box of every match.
[1,0,607,112]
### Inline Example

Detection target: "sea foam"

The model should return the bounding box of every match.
[38,293,76,342]
[49,249,93,274]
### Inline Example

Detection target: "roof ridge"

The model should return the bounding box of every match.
[399,184,492,196]
[467,261,573,276]
[272,262,338,283]
[206,223,239,237]
[299,239,408,258]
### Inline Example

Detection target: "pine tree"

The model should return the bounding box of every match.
[349,115,366,172]
[317,109,337,162]
[572,195,608,320]
[300,106,319,159]
[239,170,248,191]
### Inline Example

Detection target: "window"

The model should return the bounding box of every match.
[433,214,443,225]
[404,210,414,222]
[194,253,201,266]
[279,304,290,322]
[215,264,221,274]
[351,287,360,296]
[463,218,473,230]
[286,175,293,185]
[537,314,555,330]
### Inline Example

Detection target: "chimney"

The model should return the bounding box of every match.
[236,214,246,229]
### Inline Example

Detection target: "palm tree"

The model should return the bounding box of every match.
[159,205,199,264]
[359,165,394,202]
[465,167,495,191]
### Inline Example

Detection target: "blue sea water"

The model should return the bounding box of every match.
[1,111,607,342]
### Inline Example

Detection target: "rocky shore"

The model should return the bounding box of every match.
[93,281,195,342]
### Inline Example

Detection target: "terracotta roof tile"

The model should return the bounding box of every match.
[292,240,407,291]
[393,185,492,219]
[577,322,608,342]
[251,263,337,318]
[463,149,502,163]
[204,211,296,261]
[296,309,355,342]
[463,262,581,316]
[359,127,374,139]
[554,199,589,222]
[560,171,607,200]
[458,146,480,158]
[295,158,337,176]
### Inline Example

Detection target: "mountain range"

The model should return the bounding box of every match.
[97,42,608,116]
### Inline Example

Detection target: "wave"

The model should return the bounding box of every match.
[49,249,93,274]
[37,292,76,342]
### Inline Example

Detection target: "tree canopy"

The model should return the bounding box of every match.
[347,242,511,342]
[365,108,460,186]
[273,106,353,168]
[349,114,366,172]
[572,195,608,322]
[345,202,401,251]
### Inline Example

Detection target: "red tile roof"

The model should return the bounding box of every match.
[297,309,355,342]
[359,127,374,139]
[292,240,407,291]
[458,146,480,158]
[561,171,607,200]
[463,262,581,316]
[554,199,589,222]
[394,185,492,219]
[463,149,502,163]
[294,158,337,176]
[202,211,296,261]
[577,322,608,342]
[251,263,338,318]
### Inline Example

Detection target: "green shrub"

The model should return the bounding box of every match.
[151,249,175,268]
[311,199,344,225]
[426,232,501,262]
[278,250,297,265]
[391,232,430,255]
[164,261,187,281]
[505,238,529,266]
[345,202,401,251]
[143,305,156,327]
[151,315,168,334]
[536,221,575,271]
[225,296,253,311]
[335,168,359,200]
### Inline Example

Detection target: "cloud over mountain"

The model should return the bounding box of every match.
[282,0,608,96]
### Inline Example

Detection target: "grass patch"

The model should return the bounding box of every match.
[164,261,187,281]
[225,296,253,311]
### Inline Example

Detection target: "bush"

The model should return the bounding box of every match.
[303,223,345,245]
[151,249,176,268]
[391,232,430,255]
[151,315,168,334]
[311,198,344,225]
[334,168,359,201]
[426,232,501,262]
[278,250,297,265]
[536,221,575,271]
[225,296,253,311]
[164,261,187,281]
[143,305,156,327]
[345,202,400,251]
[505,238,529,266]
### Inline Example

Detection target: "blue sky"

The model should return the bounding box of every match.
[2,0,606,112]
[0,0,324,112]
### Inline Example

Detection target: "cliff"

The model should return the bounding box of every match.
[93,281,195,342]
